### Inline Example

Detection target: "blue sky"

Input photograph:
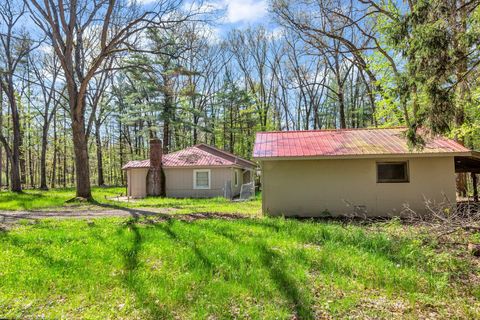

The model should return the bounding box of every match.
[140,0,272,36]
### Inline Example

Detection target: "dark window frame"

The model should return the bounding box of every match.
[376,161,409,183]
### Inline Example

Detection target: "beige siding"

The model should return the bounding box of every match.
[126,168,149,198]
[261,157,456,217]
[164,167,233,198]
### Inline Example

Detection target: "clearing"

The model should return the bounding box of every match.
[0,187,262,216]
[0,213,479,319]
[0,188,479,318]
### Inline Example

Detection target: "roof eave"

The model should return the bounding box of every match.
[122,166,152,170]
[254,151,473,161]
[163,164,249,169]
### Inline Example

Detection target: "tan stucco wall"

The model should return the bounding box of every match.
[126,168,149,198]
[261,157,456,217]
[164,167,234,198]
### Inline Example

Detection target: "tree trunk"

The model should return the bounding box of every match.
[10,96,22,192]
[19,133,26,186]
[162,73,174,154]
[95,120,105,186]
[163,115,170,154]
[454,0,468,198]
[119,121,125,186]
[9,151,22,192]
[229,106,234,153]
[63,109,67,188]
[338,88,346,129]
[28,143,34,188]
[5,146,9,188]
[71,107,92,199]
[0,97,3,190]
[27,99,34,188]
[0,142,2,189]
[40,126,49,190]
[193,115,198,145]
[472,173,478,202]
[51,113,57,188]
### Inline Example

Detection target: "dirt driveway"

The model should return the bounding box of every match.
[0,207,247,224]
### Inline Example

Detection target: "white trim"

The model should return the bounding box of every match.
[193,169,211,189]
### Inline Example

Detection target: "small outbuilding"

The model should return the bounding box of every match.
[122,140,256,199]
[253,127,480,217]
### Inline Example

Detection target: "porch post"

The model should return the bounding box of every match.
[472,173,478,202]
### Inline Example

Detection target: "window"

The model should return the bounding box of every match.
[234,170,239,187]
[377,162,409,183]
[194,169,211,189]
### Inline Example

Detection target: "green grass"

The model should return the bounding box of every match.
[0,187,261,215]
[0,217,478,319]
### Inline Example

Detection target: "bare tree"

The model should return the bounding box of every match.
[27,0,188,198]
[0,1,39,192]
[29,50,63,190]
[272,0,399,125]
[228,27,276,131]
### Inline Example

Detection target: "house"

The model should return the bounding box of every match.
[253,127,480,217]
[122,139,256,199]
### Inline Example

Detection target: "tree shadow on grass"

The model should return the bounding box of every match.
[179,219,316,319]
[257,242,315,320]
[0,191,46,201]
[195,221,239,243]
[5,235,72,270]
[154,220,214,270]
[123,218,318,318]
[122,218,420,319]
[119,217,169,319]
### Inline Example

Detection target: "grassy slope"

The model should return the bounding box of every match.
[0,217,478,319]
[0,187,262,215]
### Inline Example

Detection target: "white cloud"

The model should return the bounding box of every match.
[129,0,156,5]
[269,26,284,39]
[136,0,268,24]
[224,0,267,23]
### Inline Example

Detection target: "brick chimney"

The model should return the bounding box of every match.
[150,138,162,169]
[147,138,164,196]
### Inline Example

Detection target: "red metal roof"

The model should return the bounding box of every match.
[121,159,151,169]
[253,127,471,159]
[122,144,256,170]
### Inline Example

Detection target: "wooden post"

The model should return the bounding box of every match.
[472,173,478,202]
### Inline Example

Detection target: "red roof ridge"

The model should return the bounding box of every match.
[256,126,408,134]
[164,145,198,156]
[194,143,257,166]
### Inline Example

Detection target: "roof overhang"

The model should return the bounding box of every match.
[163,164,249,169]
[122,166,151,170]
[455,151,480,173]
[254,152,472,162]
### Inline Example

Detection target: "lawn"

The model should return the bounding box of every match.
[0,216,479,319]
[0,187,262,215]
